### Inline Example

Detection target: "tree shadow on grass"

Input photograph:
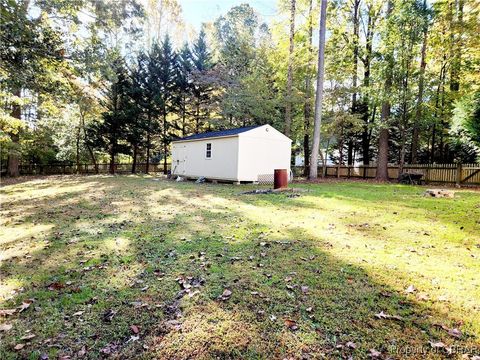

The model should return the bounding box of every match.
[134,210,479,359]
[0,176,478,359]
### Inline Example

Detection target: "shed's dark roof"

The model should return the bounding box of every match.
[174,125,262,141]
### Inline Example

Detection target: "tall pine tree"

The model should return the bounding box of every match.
[175,43,193,136]
[191,28,213,133]
[87,58,131,174]
[157,35,177,174]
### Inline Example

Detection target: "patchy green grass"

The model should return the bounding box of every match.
[0,175,479,359]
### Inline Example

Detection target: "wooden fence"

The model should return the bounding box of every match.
[3,162,480,186]
[11,163,171,176]
[293,163,480,186]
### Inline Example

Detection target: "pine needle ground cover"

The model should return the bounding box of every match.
[1,175,479,359]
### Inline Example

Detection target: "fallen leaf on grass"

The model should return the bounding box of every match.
[429,341,446,349]
[72,311,84,316]
[126,335,139,343]
[345,341,356,349]
[438,295,448,302]
[77,347,87,357]
[0,323,12,331]
[368,348,381,358]
[164,319,182,331]
[130,325,139,334]
[47,282,65,291]
[14,343,25,350]
[218,289,232,301]
[20,334,36,341]
[18,299,34,312]
[448,328,462,339]
[188,290,200,298]
[284,319,298,330]
[100,343,118,355]
[405,285,416,293]
[103,309,116,322]
[375,311,403,321]
[0,309,16,317]
[434,323,463,339]
[301,286,309,294]
[417,293,429,301]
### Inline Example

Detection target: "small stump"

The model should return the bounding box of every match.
[424,189,455,198]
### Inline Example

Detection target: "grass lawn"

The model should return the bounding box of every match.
[1,175,479,359]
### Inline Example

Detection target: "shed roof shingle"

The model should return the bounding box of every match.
[173,125,262,141]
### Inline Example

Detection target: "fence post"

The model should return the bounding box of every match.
[456,163,462,187]
[336,164,340,178]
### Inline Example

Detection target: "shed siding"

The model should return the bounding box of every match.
[237,126,291,182]
[171,137,239,180]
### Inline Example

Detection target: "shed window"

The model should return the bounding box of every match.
[206,143,212,158]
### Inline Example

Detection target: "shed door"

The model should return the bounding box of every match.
[174,144,187,175]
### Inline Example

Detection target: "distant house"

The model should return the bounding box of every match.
[171,125,292,183]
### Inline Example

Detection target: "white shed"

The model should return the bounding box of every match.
[171,125,292,183]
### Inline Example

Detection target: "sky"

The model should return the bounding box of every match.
[178,0,279,30]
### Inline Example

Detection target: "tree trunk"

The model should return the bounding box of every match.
[303,132,310,177]
[439,85,446,161]
[376,128,389,180]
[182,94,187,137]
[338,127,345,165]
[430,123,436,163]
[146,132,151,174]
[351,0,360,112]
[309,0,327,179]
[449,0,463,92]
[76,121,81,174]
[132,145,138,173]
[347,140,353,165]
[109,150,115,174]
[7,133,20,177]
[360,5,374,165]
[163,111,168,175]
[399,122,407,174]
[284,0,296,138]
[362,105,375,165]
[411,12,427,163]
[322,139,330,177]
[376,0,393,181]
[303,0,313,177]
[163,142,168,174]
[7,88,21,177]
[430,63,446,163]
[361,127,370,165]
[399,35,414,173]
[195,101,200,133]
[80,110,98,174]
[347,0,360,167]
